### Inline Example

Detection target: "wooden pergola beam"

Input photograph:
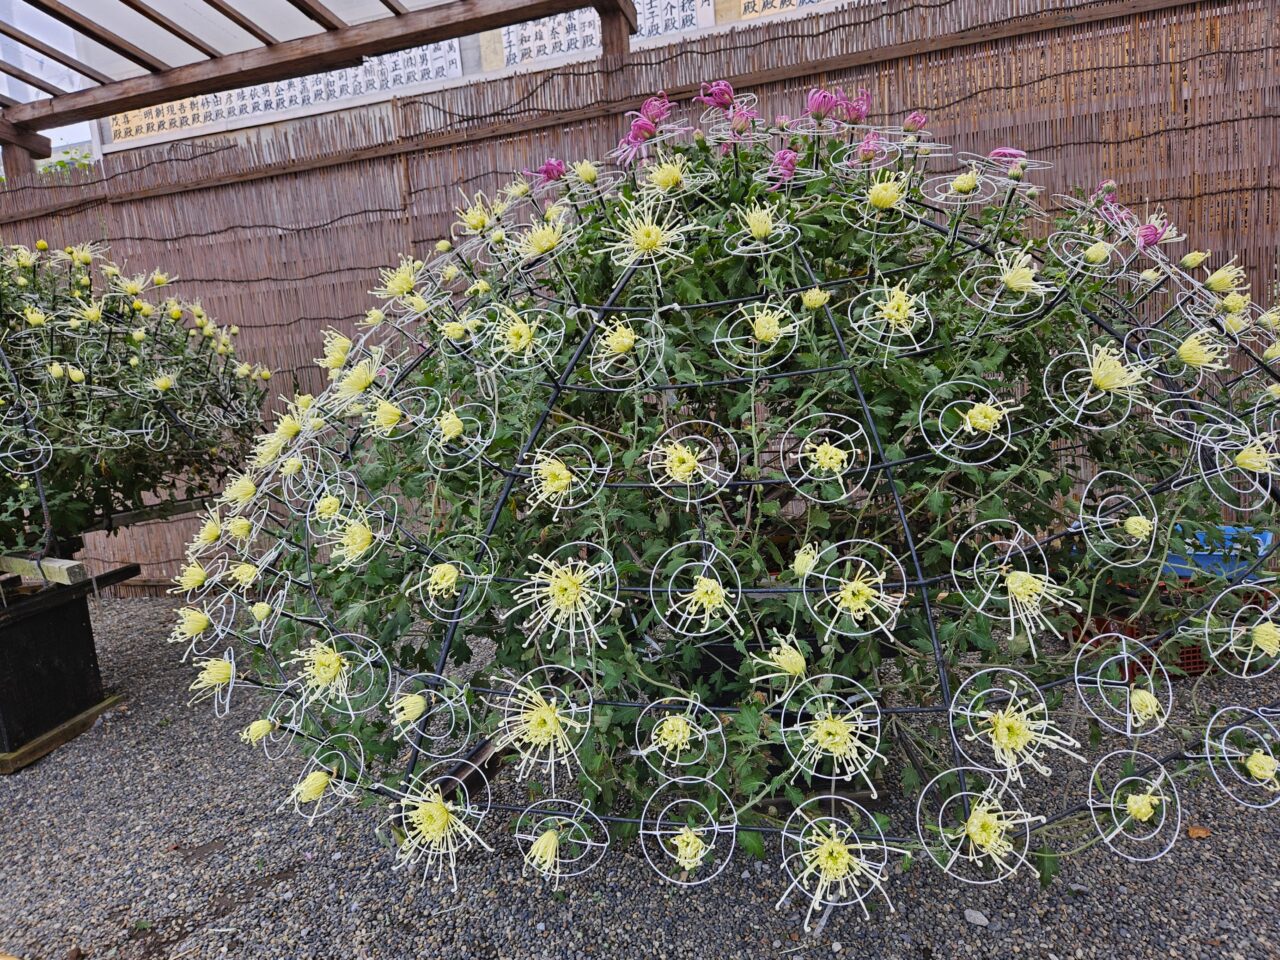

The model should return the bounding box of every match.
[378,0,410,13]
[200,0,280,46]
[22,0,172,72]
[0,57,66,97]
[0,115,51,155]
[0,110,50,178]
[2,0,639,131]
[0,19,113,84]
[284,0,349,31]
[116,0,224,60]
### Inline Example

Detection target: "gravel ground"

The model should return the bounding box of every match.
[2,597,1279,960]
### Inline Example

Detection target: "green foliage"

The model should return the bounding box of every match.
[0,242,264,555]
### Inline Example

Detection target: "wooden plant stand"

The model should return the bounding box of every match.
[0,562,140,774]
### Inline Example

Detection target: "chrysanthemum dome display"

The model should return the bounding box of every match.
[175,84,1280,926]
[0,242,266,557]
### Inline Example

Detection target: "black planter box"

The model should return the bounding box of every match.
[0,563,139,763]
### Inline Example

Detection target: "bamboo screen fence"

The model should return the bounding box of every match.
[0,0,1274,592]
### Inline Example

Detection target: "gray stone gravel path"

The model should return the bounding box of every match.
[2,598,1279,960]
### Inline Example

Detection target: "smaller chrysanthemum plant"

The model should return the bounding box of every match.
[176,81,1280,929]
[0,241,266,559]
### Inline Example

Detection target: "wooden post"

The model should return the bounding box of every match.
[0,117,51,180]
[1,142,36,178]
[598,7,632,64]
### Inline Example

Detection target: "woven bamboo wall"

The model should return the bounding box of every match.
[0,0,1274,593]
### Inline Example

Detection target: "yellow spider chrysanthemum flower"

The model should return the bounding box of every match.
[960,401,1011,434]
[222,473,257,508]
[370,399,403,434]
[455,197,493,235]
[526,828,560,875]
[1221,291,1250,315]
[804,822,855,883]
[1000,250,1048,296]
[172,607,211,641]
[517,221,566,261]
[392,693,428,728]
[1180,250,1209,269]
[227,515,254,541]
[1129,686,1163,726]
[1124,792,1161,822]
[250,601,273,622]
[646,156,688,193]
[751,304,787,344]
[1204,260,1247,296]
[1123,515,1154,540]
[1006,570,1047,605]
[529,454,576,509]
[424,562,461,600]
[1252,620,1280,657]
[657,439,704,485]
[598,195,698,267]
[1082,241,1112,265]
[241,719,275,745]
[1176,331,1228,371]
[493,307,536,359]
[397,785,492,879]
[335,517,375,563]
[949,166,980,195]
[23,306,46,326]
[679,576,733,630]
[872,282,917,331]
[315,330,353,377]
[292,641,349,700]
[490,683,586,778]
[314,495,342,521]
[970,684,1083,780]
[293,770,332,804]
[1235,438,1277,474]
[750,636,807,684]
[229,562,259,589]
[572,159,599,184]
[189,656,233,696]
[173,561,208,592]
[436,407,465,443]
[601,320,636,355]
[670,826,709,871]
[337,355,379,401]
[805,712,864,765]
[867,172,908,211]
[194,513,222,548]
[963,802,1014,859]
[800,287,831,310]
[1222,311,1251,336]
[1245,749,1279,791]
[792,543,819,578]
[1088,343,1147,396]
[835,569,885,620]
[740,202,778,241]
[151,373,175,392]
[653,714,694,756]
[806,440,849,475]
